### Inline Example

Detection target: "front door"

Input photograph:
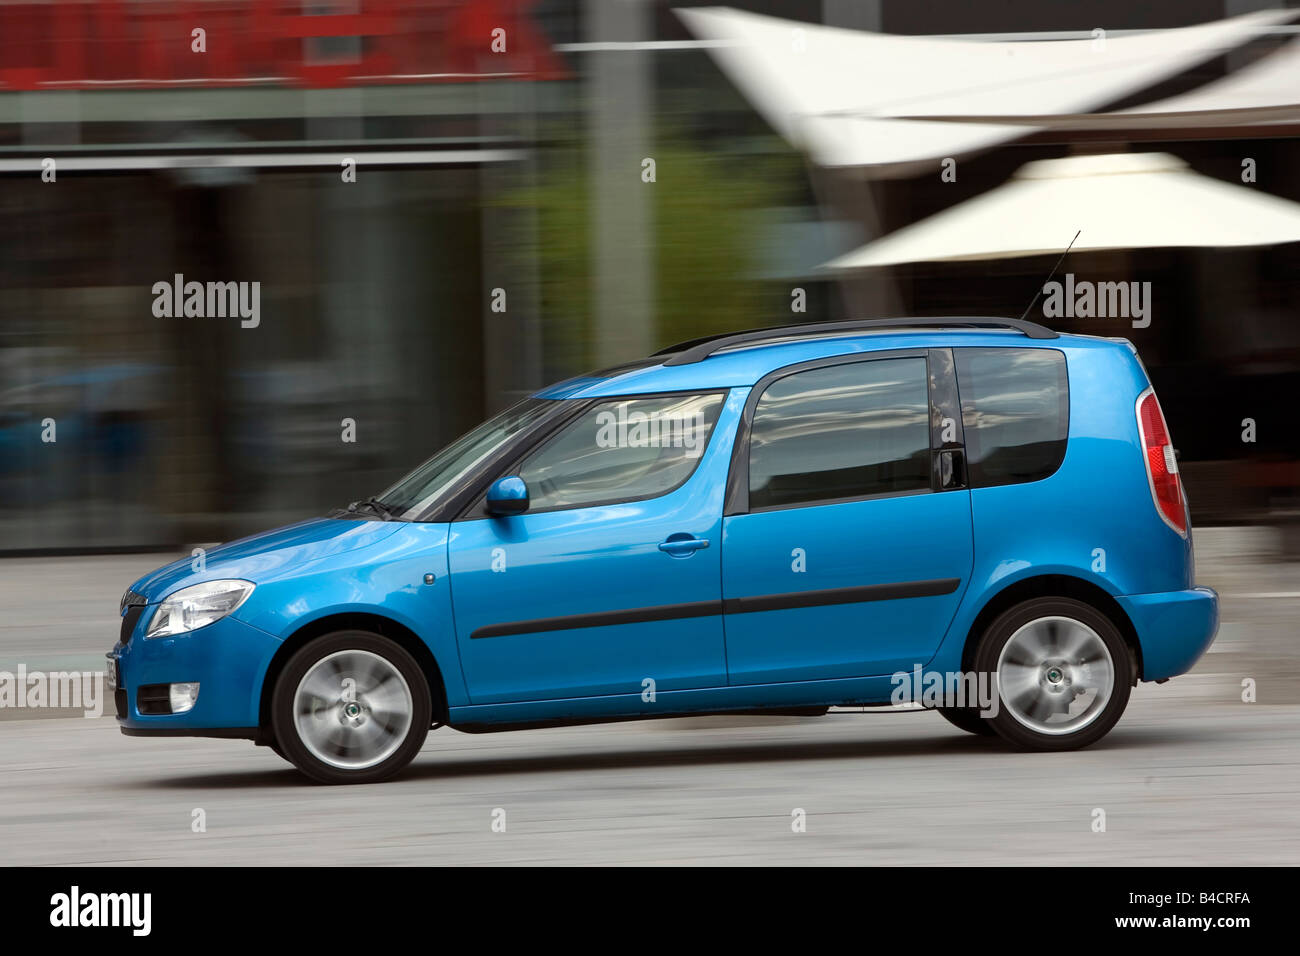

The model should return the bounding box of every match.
[448,390,739,704]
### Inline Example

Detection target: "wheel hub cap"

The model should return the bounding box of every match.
[996,616,1115,736]
[293,649,414,770]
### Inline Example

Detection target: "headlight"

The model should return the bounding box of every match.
[146,580,255,639]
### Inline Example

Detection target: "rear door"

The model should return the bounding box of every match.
[721,349,974,684]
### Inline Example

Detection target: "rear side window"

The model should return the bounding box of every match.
[748,357,931,509]
[955,348,1068,487]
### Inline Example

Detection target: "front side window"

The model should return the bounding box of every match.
[955,348,1068,487]
[518,392,724,511]
[748,357,931,510]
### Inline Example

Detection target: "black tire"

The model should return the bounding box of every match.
[937,705,998,736]
[271,630,432,784]
[973,597,1132,752]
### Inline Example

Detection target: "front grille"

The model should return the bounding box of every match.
[120,602,146,646]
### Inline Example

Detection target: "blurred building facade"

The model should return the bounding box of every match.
[0,0,1297,551]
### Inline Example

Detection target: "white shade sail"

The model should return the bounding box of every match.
[1120,35,1300,122]
[822,152,1300,269]
[920,38,1300,131]
[792,116,1032,175]
[677,6,1298,168]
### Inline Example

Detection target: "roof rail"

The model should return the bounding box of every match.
[657,317,1058,366]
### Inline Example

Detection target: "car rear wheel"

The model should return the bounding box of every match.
[974,597,1132,751]
[271,630,432,784]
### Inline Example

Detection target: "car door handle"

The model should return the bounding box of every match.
[659,534,710,556]
[937,448,967,490]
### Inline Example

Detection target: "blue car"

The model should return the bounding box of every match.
[110,318,1219,783]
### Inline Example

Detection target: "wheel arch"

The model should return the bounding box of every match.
[958,574,1144,682]
[257,612,450,737]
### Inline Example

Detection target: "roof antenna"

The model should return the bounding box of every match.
[1018,229,1081,324]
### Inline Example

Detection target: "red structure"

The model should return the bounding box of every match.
[0,0,566,90]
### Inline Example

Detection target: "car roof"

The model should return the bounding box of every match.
[533,319,1120,400]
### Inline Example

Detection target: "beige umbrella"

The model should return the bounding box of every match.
[822,152,1300,269]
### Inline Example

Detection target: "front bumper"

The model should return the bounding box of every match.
[110,609,282,734]
[1116,586,1219,682]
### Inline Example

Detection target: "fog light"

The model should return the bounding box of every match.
[169,682,200,714]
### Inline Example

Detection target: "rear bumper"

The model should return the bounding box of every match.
[1117,586,1219,682]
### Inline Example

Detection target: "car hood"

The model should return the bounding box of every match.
[128,517,403,602]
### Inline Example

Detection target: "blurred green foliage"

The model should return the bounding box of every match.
[496,129,798,376]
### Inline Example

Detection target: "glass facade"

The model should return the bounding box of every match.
[0,164,495,548]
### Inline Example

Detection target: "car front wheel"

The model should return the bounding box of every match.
[974,597,1132,751]
[271,630,432,784]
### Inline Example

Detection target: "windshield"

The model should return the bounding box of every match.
[374,398,556,519]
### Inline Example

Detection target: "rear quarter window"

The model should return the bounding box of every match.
[955,348,1068,487]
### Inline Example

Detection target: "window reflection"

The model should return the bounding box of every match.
[521,392,724,511]
[956,348,1068,487]
[749,358,931,509]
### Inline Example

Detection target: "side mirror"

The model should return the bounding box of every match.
[486,475,529,516]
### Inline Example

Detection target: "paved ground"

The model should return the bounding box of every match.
[1,694,1296,865]
[0,528,1296,865]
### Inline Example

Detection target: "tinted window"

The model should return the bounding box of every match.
[748,357,931,510]
[519,393,723,511]
[955,348,1068,487]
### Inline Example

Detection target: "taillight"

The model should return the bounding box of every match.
[1135,387,1186,536]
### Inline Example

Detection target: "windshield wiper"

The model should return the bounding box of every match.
[346,496,396,521]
